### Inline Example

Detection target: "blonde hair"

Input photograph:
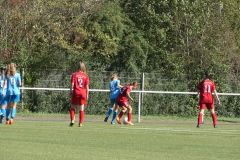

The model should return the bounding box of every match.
[77,61,86,73]
[111,74,117,81]
[6,63,16,78]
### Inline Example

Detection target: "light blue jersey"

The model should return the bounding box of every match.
[6,72,21,95]
[0,75,7,95]
[109,79,120,99]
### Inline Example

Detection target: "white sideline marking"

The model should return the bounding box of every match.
[121,127,240,134]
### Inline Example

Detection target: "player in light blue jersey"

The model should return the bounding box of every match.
[0,66,7,123]
[5,63,22,125]
[104,74,122,124]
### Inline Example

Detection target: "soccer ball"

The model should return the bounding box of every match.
[123,117,128,125]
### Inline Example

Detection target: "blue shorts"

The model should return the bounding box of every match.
[110,98,117,105]
[6,95,20,103]
[0,95,7,105]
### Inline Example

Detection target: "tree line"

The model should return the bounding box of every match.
[1,0,240,116]
[0,0,240,90]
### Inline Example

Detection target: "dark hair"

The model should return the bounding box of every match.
[204,71,210,80]
[1,66,6,79]
[1,67,6,71]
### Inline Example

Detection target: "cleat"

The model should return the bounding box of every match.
[104,117,108,122]
[111,122,115,125]
[78,123,82,127]
[6,120,9,125]
[69,121,74,127]
[214,125,218,128]
[126,121,134,125]
[9,118,13,125]
[196,125,200,128]
[116,117,121,124]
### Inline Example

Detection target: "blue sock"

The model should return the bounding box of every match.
[6,109,11,120]
[106,108,113,118]
[1,108,6,116]
[111,111,117,123]
[11,108,16,118]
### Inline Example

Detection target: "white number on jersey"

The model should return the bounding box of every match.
[11,77,16,85]
[78,78,83,88]
[110,83,116,91]
[204,85,211,93]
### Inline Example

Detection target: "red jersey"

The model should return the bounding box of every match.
[117,85,132,101]
[197,79,216,104]
[71,72,89,97]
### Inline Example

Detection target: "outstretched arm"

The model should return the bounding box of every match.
[117,83,123,88]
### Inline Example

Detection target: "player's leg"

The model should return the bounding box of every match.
[69,96,77,126]
[9,95,20,125]
[126,106,134,125]
[111,103,119,124]
[1,103,7,123]
[78,104,85,127]
[9,102,17,124]
[202,113,204,124]
[6,96,12,124]
[0,95,7,123]
[210,106,217,128]
[104,98,115,122]
[78,95,87,127]
[197,104,205,128]
[116,106,127,124]
[69,105,76,126]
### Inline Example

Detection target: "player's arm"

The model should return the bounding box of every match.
[126,91,133,101]
[213,89,220,104]
[196,83,201,97]
[19,78,22,87]
[86,85,89,100]
[117,83,123,88]
[2,80,7,95]
[70,74,74,96]
[17,74,22,87]
[70,82,74,96]
[197,90,200,97]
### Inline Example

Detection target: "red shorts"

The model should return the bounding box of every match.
[71,95,87,105]
[117,100,130,108]
[199,103,214,110]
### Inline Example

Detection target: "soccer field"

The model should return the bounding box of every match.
[1,119,239,160]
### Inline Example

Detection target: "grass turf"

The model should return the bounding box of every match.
[0,119,240,160]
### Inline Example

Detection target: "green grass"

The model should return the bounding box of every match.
[1,119,240,160]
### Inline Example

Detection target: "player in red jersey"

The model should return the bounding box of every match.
[69,61,89,127]
[115,81,138,125]
[196,71,220,128]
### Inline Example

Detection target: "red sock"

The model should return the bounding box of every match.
[79,111,84,124]
[118,111,124,119]
[70,108,75,121]
[128,112,132,122]
[198,113,203,125]
[211,113,217,126]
